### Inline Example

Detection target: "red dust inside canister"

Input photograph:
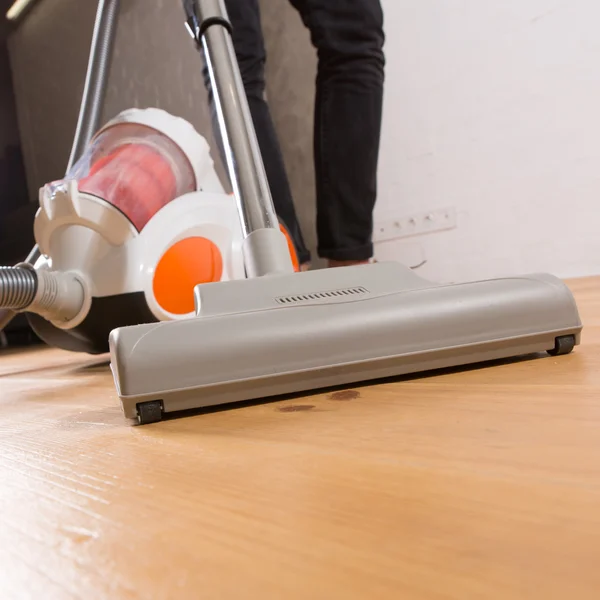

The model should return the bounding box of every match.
[72,122,196,231]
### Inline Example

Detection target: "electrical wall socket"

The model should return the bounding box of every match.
[373,207,457,243]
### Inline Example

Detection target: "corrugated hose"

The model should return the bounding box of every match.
[0,267,37,310]
[0,266,85,324]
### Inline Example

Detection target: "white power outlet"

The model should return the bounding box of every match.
[373,207,457,244]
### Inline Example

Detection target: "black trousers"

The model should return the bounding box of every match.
[203,0,385,263]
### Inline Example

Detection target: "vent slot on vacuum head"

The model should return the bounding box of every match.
[275,286,370,305]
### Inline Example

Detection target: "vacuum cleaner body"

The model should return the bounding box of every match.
[110,263,582,423]
[19,107,261,354]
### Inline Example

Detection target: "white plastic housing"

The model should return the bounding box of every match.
[35,182,245,322]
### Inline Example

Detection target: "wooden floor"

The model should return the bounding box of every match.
[1,277,599,599]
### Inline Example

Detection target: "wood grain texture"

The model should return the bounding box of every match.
[1,277,599,599]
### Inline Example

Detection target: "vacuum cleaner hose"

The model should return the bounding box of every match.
[0,266,86,325]
[0,267,37,310]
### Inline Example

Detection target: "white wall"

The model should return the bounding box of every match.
[375,0,600,282]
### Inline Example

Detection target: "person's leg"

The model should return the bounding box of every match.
[289,0,385,267]
[201,0,311,267]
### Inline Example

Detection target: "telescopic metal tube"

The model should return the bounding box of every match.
[187,0,294,277]
[66,0,120,172]
[189,0,278,236]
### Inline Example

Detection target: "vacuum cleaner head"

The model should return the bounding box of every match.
[109,261,582,424]
[108,0,583,425]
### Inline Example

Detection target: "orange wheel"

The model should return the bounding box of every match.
[153,237,223,315]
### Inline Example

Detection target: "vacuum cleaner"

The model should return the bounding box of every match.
[1,0,583,425]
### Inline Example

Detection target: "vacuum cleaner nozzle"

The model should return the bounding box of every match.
[108,0,583,426]
[109,261,582,424]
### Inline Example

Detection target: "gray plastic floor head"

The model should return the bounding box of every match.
[108,261,582,424]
